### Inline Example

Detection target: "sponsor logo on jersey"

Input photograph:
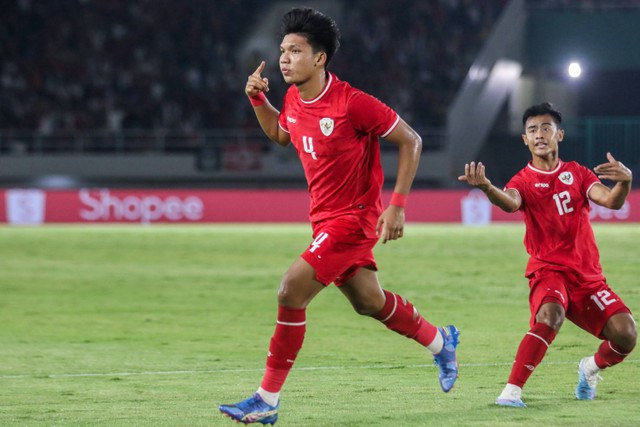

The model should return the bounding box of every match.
[319,117,334,136]
[559,171,574,185]
[534,183,550,188]
[287,116,296,123]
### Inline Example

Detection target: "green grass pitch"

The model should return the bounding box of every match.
[1,224,638,426]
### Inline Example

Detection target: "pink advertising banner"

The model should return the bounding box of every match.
[1,188,639,225]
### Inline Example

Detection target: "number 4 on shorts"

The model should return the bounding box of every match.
[310,232,329,253]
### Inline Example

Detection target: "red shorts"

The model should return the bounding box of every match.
[301,215,378,286]
[528,268,631,339]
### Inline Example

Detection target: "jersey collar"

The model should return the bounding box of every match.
[526,160,563,175]
[300,72,333,104]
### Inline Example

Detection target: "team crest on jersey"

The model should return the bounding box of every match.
[559,171,574,185]
[319,117,334,136]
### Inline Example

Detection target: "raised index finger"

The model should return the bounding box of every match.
[252,61,266,77]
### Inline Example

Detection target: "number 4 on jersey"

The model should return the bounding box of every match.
[302,136,317,160]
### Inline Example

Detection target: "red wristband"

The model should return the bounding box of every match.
[249,92,266,107]
[389,192,407,208]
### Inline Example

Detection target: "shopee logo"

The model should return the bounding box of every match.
[79,189,204,222]
[6,189,46,225]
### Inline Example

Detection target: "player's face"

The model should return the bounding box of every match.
[522,114,564,159]
[279,33,324,85]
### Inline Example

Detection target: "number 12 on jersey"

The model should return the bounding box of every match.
[552,191,574,215]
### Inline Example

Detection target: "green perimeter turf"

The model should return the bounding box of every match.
[0,224,638,426]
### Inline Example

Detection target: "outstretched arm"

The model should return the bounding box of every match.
[588,152,632,209]
[245,61,290,147]
[458,161,521,213]
[376,119,422,244]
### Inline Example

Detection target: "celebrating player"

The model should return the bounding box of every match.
[219,7,460,425]
[459,102,636,407]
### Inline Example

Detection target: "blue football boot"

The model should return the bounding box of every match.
[433,325,460,392]
[495,397,527,407]
[575,357,602,400]
[219,393,279,425]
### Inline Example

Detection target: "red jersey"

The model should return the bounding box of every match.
[277,72,399,234]
[505,160,603,282]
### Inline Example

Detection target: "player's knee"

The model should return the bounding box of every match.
[539,318,564,332]
[276,286,291,306]
[622,331,637,353]
[277,278,303,308]
[606,313,637,353]
[615,322,637,353]
[535,304,565,331]
[630,325,637,348]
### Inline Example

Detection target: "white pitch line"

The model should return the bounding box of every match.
[2,359,639,380]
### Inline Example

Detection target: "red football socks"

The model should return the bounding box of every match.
[260,306,306,393]
[507,322,557,388]
[373,290,439,347]
[594,340,629,369]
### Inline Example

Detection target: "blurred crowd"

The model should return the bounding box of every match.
[528,0,640,10]
[1,0,507,135]
[332,0,507,126]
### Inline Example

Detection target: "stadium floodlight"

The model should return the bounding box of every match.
[568,62,582,79]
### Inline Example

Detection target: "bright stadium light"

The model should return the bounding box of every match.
[568,62,582,78]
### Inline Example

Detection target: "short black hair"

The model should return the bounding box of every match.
[280,7,341,67]
[522,102,562,127]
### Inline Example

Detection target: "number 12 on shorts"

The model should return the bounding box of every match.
[590,290,618,311]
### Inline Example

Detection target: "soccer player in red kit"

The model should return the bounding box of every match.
[219,7,459,425]
[459,102,636,407]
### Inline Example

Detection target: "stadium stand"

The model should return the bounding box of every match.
[1,1,638,188]
[0,0,505,136]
